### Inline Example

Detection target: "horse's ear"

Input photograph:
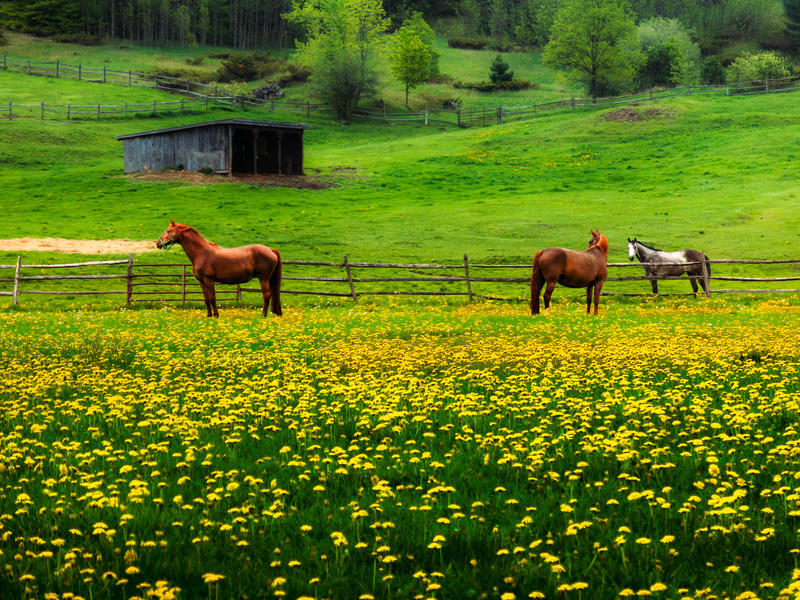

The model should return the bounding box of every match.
[170,219,176,226]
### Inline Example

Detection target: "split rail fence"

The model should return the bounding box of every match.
[3,53,800,127]
[2,255,800,306]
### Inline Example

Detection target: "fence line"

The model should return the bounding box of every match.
[2,255,800,306]
[3,52,800,127]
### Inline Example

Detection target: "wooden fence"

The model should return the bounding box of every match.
[2,255,800,306]
[3,52,800,127]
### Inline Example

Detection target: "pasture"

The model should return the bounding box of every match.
[3,34,800,600]
[3,300,800,600]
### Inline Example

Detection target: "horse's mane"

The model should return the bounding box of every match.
[635,240,662,252]
[590,234,609,256]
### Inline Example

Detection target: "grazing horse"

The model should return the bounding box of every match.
[530,230,609,315]
[156,221,282,317]
[627,238,710,296]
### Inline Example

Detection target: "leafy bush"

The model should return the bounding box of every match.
[636,17,700,88]
[185,57,204,66]
[52,32,100,45]
[447,37,487,49]
[489,54,513,83]
[0,30,7,47]
[700,57,726,84]
[216,53,286,82]
[151,66,217,84]
[453,79,536,91]
[726,51,791,82]
[276,63,311,86]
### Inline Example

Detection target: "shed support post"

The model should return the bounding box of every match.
[12,256,21,305]
[126,253,133,304]
[464,254,473,301]
[344,256,357,304]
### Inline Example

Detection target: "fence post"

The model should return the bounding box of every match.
[27,59,30,75]
[383,103,387,123]
[344,255,357,304]
[533,101,536,116]
[497,107,503,125]
[103,65,107,83]
[12,256,21,305]
[3,53,6,71]
[270,97,274,112]
[700,255,711,298]
[236,283,242,302]
[306,102,310,117]
[78,64,81,81]
[67,104,70,119]
[153,99,157,113]
[126,253,133,304]
[765,77,769,93]
[457,110,461,127]
[649,88,653,101]
[572,97,575,112]
[97,103,101,119]
[463,254,473,301]
[125,102,128,117]
[41,101,44,119]
[206,95,209,110]
[181,98,184,112]
[425,106,428,126]
[181,265,187,304]
[56,59,59,78]
[128,70,132,87]
[186,78,190,92]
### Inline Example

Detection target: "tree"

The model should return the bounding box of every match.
[542,0,641,100]
[489,54,513,83]
[285,0,389,121]
[787,0,800,49]
[391,27,431,105]
[636,17,700,88]
[726,51,791,83]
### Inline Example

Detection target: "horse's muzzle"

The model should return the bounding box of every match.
[156,240,163,249]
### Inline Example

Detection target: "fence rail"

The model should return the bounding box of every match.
[2,254,800,306]
[3,52,800,126]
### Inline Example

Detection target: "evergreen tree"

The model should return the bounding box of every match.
[489,54,513,83]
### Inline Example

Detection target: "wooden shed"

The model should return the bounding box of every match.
[117,118,309,175]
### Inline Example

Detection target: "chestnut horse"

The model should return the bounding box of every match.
[530,230,609,315]
[156,221,282,318]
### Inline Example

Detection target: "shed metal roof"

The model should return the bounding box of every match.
[116,118,310,140]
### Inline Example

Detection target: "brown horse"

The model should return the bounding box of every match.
[156,221,282,318]
[530,230,609,315]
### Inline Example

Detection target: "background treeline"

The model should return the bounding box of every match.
[0,0,796,54]
[0,0,294,49]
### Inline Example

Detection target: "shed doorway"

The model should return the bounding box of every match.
[231,128,255,173]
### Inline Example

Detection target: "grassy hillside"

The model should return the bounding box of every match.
[1,73,799,267]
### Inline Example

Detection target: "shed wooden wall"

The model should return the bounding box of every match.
[123,125,229,173]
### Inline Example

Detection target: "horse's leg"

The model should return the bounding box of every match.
[259,277,272,317]
[543,281,556,313]
[206,281,219,318]
[593,281,604,315]
[199,282,213,317]
[650,274,658,295]
[690,274,698,298]
[586,285,592,314]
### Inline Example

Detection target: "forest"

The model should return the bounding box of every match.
[0,0,797,54]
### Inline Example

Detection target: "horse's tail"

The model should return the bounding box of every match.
[530,250,544,314]
[704,254,711,276]
[270,248,283,316]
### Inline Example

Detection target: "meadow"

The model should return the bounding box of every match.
[3,34,800,600]
[3,299,800,600]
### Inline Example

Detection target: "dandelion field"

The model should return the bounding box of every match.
[3,299,800,600]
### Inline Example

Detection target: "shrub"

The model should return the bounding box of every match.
[0,30,7,47]
[52,32,100,45]
[277,63,311,86]
[252,83,284,99]
[216,53,286,82]
[636,17,700,88]
[701,57,726,84]
[726,51,791,82]
[208,52,230,59]
[185,57,204,66]
[151,66,217,84]
[447,37,487,49]
[453,79,535,91]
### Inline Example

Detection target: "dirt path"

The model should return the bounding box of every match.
[0,237,157,254]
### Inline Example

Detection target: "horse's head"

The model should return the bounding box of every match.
[589,229,609,257]
[627,238,637,261]
[156,220,188,249]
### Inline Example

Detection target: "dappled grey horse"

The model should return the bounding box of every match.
[627,238,710,296]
